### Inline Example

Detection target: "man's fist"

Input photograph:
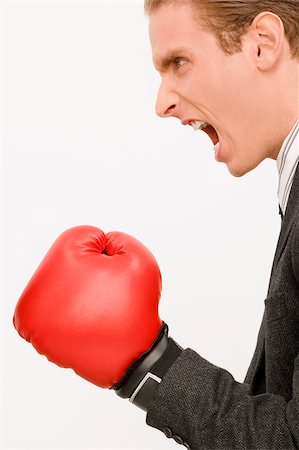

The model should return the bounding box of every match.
[13,226,163,389]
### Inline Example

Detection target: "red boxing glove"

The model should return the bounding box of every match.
[13,226,183,411]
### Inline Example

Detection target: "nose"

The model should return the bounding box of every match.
[155,80,179,119]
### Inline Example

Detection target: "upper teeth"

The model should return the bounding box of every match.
[191,120,209,131]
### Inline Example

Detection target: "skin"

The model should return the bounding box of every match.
[149,2,299,177]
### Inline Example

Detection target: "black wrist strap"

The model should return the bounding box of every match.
[129,337,183,411]
[113,322,169,397]
[114,322,183,412]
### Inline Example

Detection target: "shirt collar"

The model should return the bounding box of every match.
[277,118,299,215]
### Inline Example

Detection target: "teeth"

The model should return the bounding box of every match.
[191,120,209,131]
[214,142,220,153]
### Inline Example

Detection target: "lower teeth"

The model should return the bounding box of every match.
[214,142,220,153]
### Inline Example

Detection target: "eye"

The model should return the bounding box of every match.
[174,57,187,68]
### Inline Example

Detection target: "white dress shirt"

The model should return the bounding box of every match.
[277,118,299,215]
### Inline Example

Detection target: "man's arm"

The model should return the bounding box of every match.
[146,348,299,449]
[145,215,299,449]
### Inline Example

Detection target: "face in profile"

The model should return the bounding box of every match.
[149,2,292,177]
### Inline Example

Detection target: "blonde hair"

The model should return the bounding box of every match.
[144,0,299,61]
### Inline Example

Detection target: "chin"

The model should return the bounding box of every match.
[227,162,257,178]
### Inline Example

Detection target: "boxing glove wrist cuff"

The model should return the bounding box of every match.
[113,322,169,397]
[114,322,183,412]
[129,336,183,412]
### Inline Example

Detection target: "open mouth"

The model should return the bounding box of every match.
[203,124,219,146]
[190,120,219,146]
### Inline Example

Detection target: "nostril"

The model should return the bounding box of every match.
[164,104,176,117]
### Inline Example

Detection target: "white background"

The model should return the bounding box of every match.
[1,1,282,449]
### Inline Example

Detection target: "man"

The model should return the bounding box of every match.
[143,0,299,448]
[13,0,299,448]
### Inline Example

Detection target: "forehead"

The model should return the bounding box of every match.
[148,3,204,69]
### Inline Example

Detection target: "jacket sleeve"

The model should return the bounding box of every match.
[146,215,299,449]
[146,348,299,449]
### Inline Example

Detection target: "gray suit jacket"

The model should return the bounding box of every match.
[146,161,299,449]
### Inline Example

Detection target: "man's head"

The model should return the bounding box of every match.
[145,0,299,177]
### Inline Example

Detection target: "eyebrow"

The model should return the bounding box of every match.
[154,47,193,72]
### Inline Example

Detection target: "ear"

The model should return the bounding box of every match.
[248,11,286,71]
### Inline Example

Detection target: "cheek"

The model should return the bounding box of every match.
[177,58,252,118]
[201,55,251,105]
[209,68,243,101]
[186,72,230,112]
[180,63,236,111]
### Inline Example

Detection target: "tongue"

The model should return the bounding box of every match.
[203,124,219,145]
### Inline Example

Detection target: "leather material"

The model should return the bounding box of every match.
[13,225,162,389]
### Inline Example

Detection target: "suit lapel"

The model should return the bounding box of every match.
[271,160,299,270]
[246,161,299,387]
